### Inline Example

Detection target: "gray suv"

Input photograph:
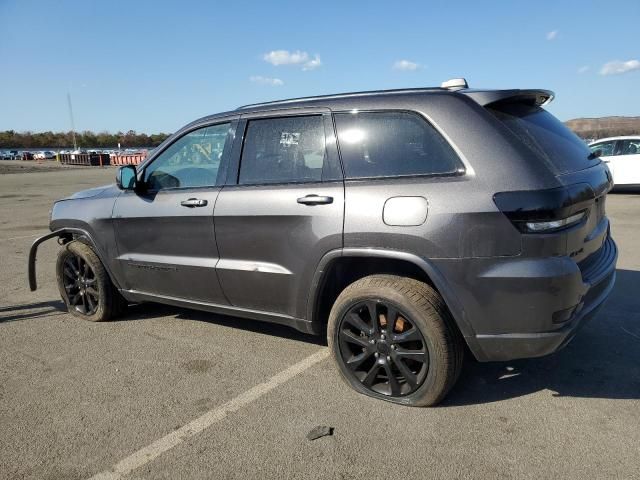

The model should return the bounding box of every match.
[28,79,617,406]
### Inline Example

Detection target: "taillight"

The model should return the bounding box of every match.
[523,210,587,233]
[493,184,594,234]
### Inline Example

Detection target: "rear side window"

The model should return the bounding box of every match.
[239,115,326,185]
[488,103,595,174]
[618,139,640,156]
[334,111,462,179]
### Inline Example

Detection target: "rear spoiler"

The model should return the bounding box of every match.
[461,89,555,107]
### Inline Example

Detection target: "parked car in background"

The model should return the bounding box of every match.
[589,136,640,189]
[0,151,12,160]
[29,79,617,407]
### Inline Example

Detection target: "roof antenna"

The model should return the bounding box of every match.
[67,92,78,151]
[440,78,468,90]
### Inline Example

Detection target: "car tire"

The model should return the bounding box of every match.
[327,274,463,407]
[56,240,127,322]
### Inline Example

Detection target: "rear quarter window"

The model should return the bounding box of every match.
[334,111,463,179]
[487,103,595,174]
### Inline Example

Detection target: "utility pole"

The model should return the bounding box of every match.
[67,92,78,151]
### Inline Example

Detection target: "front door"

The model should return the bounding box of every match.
[112,121,236,304]
[214,111,344,318]
[591,140,618,183]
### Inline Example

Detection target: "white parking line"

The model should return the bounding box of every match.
[87,348,330,480]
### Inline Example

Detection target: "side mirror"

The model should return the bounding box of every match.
[588,149,602,160]
[116,165,138,190]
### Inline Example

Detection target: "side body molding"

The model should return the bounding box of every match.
[306,248,478,343]
[28,227,120,291]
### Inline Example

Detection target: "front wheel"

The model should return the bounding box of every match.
[327,275,463,407]
[56,240,127,322]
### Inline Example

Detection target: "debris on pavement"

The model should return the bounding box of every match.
[306,426,334,441]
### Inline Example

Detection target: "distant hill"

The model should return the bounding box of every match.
[565,116,640,140]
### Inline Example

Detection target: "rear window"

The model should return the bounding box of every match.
[334,111,463,179]
[488,103,595,174]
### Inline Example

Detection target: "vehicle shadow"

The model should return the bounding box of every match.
[443,268,640,406]
[122,302,326,346]
[0,300,67,323]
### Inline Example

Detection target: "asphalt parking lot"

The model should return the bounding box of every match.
[1,163,639,480]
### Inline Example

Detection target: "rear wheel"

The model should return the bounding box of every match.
[327,275,463,407]
[56,240,127,322]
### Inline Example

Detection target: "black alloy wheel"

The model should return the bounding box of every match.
[337,300,429,397]
[61,253,100,315]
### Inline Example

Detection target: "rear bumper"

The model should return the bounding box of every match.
[472,266,616,361]
[434,236,618,362]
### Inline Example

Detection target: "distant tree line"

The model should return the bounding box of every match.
[571,127,639,140]
[0,130,171,149]
[565,117,640,140]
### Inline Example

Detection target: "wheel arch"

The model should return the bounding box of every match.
[28,227,121,291]
[307,248,476,341]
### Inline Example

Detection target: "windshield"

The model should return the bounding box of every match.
[488,103,597,174]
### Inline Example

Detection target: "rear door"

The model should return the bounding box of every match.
[112,120,236,303]
[612,139,640,185]
[213,109,343,318]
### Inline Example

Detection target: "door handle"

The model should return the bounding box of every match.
[180,198,208,208]
[297,195,334,206]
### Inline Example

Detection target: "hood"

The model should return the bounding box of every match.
[66,184,118,200]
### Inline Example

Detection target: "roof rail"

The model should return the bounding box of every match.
[236,87,443,110]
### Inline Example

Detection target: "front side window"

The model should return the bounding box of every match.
[144,123,231,190]
[334,111,462,179]
[590,141,616,157]
[618,139,640,156]
[239,115,326,185]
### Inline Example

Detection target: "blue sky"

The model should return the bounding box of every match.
[1,0,638,133]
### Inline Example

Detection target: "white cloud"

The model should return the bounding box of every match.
[393,59,420,71]
[263,50,308,66]
[600,59,640,75]
[546,30,558,40]
[577,65,589,74]
[302,54,322,71]
[250,76,284,86]
[263,50,322,70]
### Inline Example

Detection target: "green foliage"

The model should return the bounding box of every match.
[0,130,171,149]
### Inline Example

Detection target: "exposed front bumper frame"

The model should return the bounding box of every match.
[28,228,87,291]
